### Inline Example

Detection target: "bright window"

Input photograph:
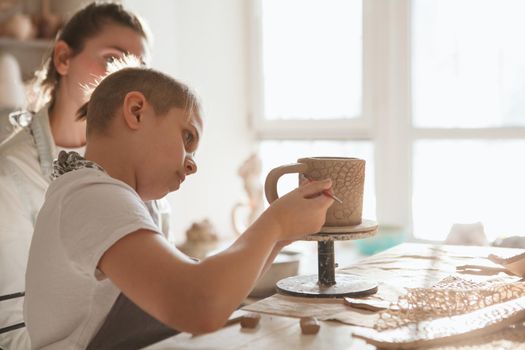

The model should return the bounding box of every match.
[412,0,525,128]
[411,0,525,240]
[261,0,362,120]
[413,140,525,241]
[252,0,525,242]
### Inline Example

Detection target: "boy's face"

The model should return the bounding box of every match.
[137,106,203,200]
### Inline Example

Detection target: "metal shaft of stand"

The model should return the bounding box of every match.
[317,241,336,286]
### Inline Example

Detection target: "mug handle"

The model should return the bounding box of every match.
[264,163,308,204]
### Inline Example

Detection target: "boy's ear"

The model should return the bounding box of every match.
[122,91,146,130]
[53,40,73,76]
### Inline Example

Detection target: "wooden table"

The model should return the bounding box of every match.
[144,243,525,350]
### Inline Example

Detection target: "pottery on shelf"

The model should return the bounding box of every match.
[177,219,219,260]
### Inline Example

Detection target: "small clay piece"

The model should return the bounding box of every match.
[240,312,261,329]
[300,317,320,335]
[224,315,243,327]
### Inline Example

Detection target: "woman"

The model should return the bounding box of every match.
[0,3,170,348]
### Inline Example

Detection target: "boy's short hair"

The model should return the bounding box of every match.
[77,67,200,135]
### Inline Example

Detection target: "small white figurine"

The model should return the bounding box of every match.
[231,153,264,235]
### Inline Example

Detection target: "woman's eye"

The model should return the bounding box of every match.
[104,55,119,64]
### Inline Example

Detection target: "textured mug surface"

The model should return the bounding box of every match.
[265,157,365,227]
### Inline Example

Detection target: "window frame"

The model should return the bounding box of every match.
[249,0,412,233]
[249,0,374,140]
[249,0,525,240]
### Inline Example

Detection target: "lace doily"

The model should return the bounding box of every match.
[352,276,525,349]
[376,275,525,331]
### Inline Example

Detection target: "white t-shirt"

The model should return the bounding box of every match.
[24,168,160,350]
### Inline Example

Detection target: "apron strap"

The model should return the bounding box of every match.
[0,292,26,334]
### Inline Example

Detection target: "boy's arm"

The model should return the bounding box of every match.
[99,217,279,335]
[258,240,290,279]
[99,180,333,335]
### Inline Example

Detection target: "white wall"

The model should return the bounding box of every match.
[125,0,256,242]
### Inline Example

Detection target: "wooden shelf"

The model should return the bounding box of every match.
[0,37,52,81]
[0,37,52,50]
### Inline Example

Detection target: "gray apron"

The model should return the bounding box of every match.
[86,293,178,350]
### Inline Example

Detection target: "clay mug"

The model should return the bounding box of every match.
[264,157,365,227]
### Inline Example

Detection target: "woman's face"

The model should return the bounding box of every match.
[57,23,149,108]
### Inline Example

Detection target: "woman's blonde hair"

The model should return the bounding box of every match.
[27,2,149,112]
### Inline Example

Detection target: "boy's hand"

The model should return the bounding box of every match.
[261,179,334,242]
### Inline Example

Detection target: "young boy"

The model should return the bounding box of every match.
[0,4,159,348]
[24,67,334,349]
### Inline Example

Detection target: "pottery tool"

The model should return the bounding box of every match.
[302,176,343,203]
[324,191,343,204]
